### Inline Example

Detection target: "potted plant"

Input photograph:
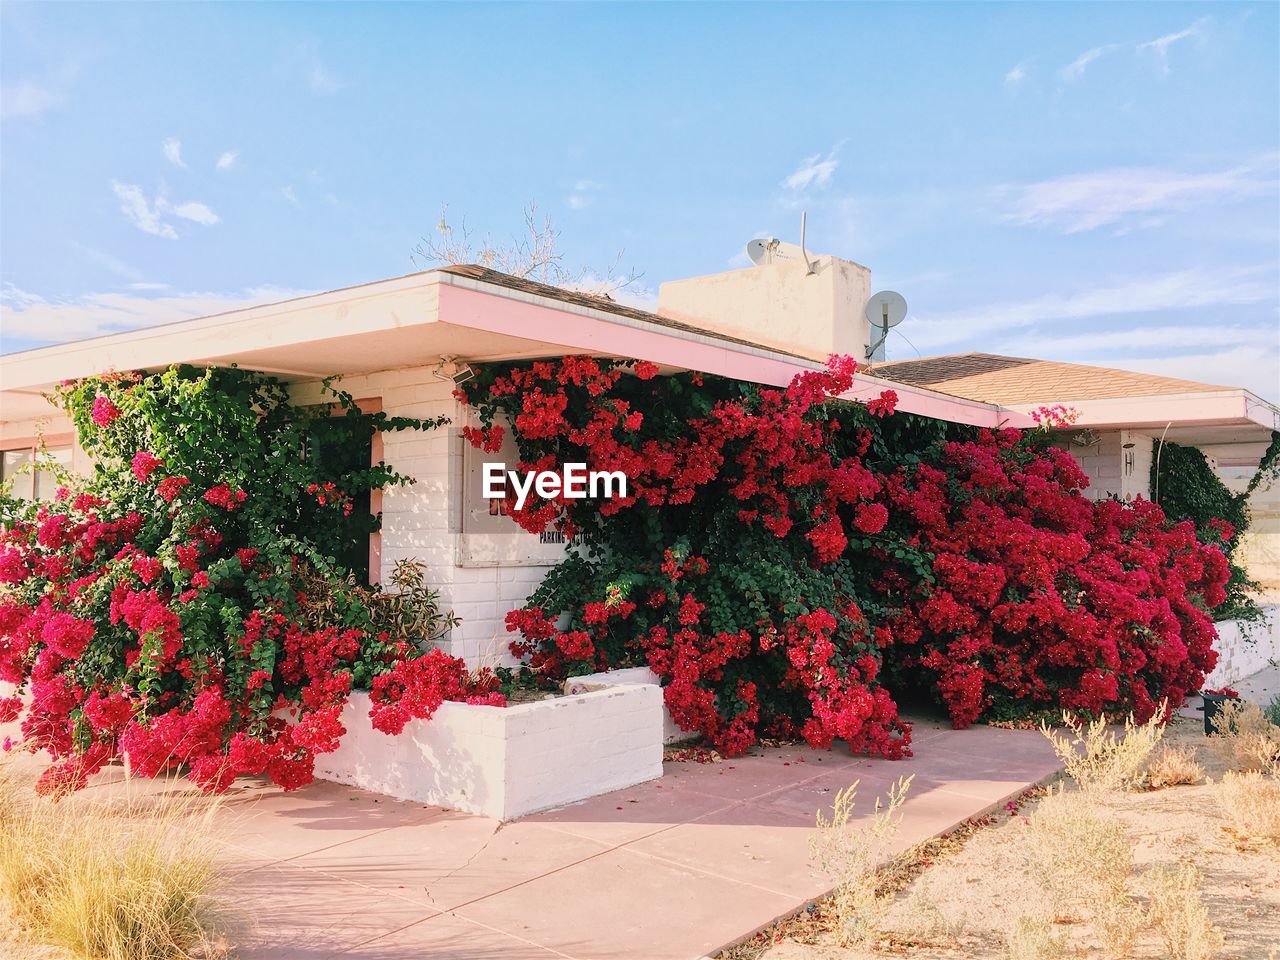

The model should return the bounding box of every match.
[1200,687,1241,736]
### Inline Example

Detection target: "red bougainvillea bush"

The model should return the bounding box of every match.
[0,366,499,796]
[461,355,934,759]
[879,429,1228,727]
[460,356,1229,753]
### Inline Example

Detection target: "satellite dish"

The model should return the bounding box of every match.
[865,290,908,330]
[745,238,776,266]
[865,291,908,362]
[745,238,809,267]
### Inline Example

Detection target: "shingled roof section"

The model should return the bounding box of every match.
[871,352,1230,405]
[436,264,815,361]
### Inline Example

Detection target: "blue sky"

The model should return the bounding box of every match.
[2,2,1277,401]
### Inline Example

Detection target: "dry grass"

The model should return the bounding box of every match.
[741,718,1277,960]
[1145,864,1224,960]
[1145,742,1205,789]
[1004,914,1067,960]
[1022,787,1133,921]
[1207,699,1280,772]
[808,774,913,948]
[0,761,229,960]
[1020,785,1146,957]
[1214,769,1280,844]
[887,878,965,948]
[1039,709,1165,793]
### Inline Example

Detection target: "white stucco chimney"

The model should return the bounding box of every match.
[657,250,871,363]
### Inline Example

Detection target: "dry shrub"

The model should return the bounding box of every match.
[809,775,913,948]
[1207,699,1280,772]
[1146,864,1224,960]
[1215,769,1280,843]
[1022,786,1140,954]
[1091,893,1144,959]
[887,878,964,947]
[0,763,228,960]
[1040,709,1165,792]
[1005,914,1067,960]
[1146,742,1205,789]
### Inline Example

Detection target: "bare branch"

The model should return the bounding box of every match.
[411,202,643,300]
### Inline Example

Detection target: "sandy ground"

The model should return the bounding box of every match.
[752,716,1280,960]
[3,710,1276,959]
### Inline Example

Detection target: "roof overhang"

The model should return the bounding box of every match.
[2,269,1032,429]
[1006,392,1280,467]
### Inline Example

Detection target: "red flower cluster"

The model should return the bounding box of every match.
[131,451,163,481]
[0,368,496,797]
[91,395,121,427]
[463,353,1231,755]
[466,355,910,759]
[881,431,1228,726]
[307,482,355,516]
[367,648,494,735]
[203,483,247,511]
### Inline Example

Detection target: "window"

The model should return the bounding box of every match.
[1,444,73,501]
[457,417,568,567]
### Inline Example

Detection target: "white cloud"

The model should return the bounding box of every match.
[1,81,60,119]
[1,284,311,345]
[782,143,843,193]
[1002,159,1275,233]
[162,137,186,169]
[171,201,220,225]
[970,323,1280,403]
[1105,347,1279,404]
[1004,63,1028,87]
[1059,45,1116,81]
[216,150,239,171]
[1137,18,1208,74]
[310,65,340,94]
[909,266,1276,351]
[288,39,344,95]
[1005,323,1273,356]
[566,179,603,210]
[127,282,170,291]
[562,274,657,311]
[110,181,220,238]
[280,185,301,207]
[309,63,342,95]
[111,181,178,239]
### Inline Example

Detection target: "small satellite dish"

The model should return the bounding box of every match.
[865,291,908,362]
[746,238,776,266]
[746,238,810,267]
[865,290,908,330]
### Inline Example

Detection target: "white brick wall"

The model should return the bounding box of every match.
[312,686,664,819]
[1056,428,1153,502]
[291,366,556,668]
[1203,607,1280,688]
[564,667,690,744]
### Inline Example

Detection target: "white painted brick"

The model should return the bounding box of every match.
[1203,608,1280,687]
[311,685,663,819]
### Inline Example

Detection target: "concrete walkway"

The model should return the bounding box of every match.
[203,715,1061,959]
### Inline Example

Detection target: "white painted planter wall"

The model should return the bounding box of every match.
[1204,605,1280,688]
[563,666,692,744]
[312,685,663,820]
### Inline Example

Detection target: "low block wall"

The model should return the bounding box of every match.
[313,684,664,820]
[1204,606,1280,688]
[563,666,691,744]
